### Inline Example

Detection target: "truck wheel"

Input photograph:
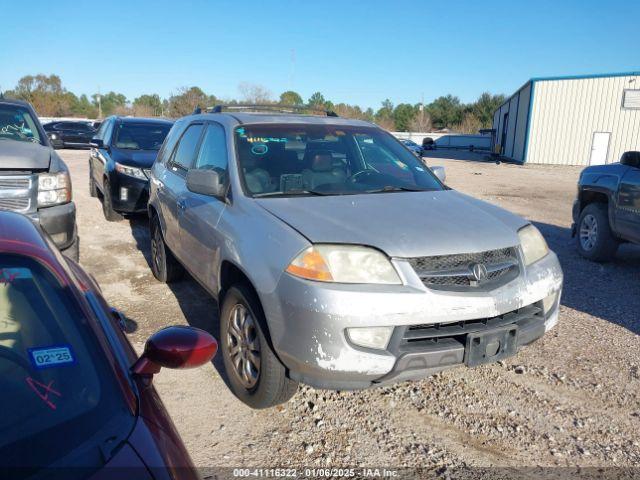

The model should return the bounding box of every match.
[102,180,123,222]
[62,236,80,262]
[221,284,298,409]
[577,203,618,262]
[149,215,184,282]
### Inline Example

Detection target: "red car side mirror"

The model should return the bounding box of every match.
[132,326,217,377]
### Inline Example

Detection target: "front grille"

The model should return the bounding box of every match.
[391,304,544,353]
[407,247,520,290]
[0,197,30,211]
[0,177,30,189]
[0,175,34,213]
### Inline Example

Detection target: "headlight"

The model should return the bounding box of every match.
[285,245,401,284]
[518,224,549,266]
[115,162,146,179]
[38,172,71,207]
[347,326,394,350]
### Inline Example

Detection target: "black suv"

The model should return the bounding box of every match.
[43,120,96,149]
[0,98,78,260]
[88,116,172,221]
[572,151,640,261]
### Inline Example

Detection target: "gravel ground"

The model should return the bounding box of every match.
[60,148,640,477]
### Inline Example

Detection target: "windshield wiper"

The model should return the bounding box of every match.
[366,185,433,193]
[254,189,329,198]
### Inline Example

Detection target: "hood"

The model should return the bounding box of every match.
[111,148,158,168]
[0,140,51,170]
[256,190,528,257]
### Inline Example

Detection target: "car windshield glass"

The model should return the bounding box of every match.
[0,254,133,476]
[0,105,42,145]
[114,122,171,150]
[234,124,443,197]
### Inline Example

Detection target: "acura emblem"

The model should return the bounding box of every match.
[471,263,488,282]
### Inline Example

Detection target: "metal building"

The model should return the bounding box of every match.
[492,71,640,165]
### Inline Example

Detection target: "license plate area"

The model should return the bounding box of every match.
[465,325,518,367]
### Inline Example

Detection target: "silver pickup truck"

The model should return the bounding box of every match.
[0,98,78,260]
[148,106,564,409]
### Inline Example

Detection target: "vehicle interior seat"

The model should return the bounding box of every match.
[238,140,275,193]
[301,151,347,189]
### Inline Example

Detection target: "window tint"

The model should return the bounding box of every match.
[171,124,204,170]
[114,123,171,150]
[195,123,228,173]
[0,254,132,470]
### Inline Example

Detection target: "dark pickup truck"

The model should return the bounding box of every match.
[0,98,78,260]
[572,151,640,261]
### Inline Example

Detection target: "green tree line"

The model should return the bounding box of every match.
[2,74,505,133]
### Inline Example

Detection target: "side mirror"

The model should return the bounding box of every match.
[90,138,104,149]
[131,326,217,377]
[431,165,446,183]
[186,168,227,199]
[620,151,640,168]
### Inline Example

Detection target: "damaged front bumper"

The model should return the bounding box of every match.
[264,250,563,390]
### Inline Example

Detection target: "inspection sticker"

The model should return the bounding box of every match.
[28,345,75,370]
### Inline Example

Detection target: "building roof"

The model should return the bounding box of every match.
[495,71,640,114]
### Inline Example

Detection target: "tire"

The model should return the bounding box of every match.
[220,284,298,409]
[576,203,618,262]
[101,180,123,222]
[89,169,98,198]
[62,236,80,262]
[149,215,184,283]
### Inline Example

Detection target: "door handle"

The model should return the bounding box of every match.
[177,199,186,210]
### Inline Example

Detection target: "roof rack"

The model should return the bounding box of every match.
[201,104,338,117]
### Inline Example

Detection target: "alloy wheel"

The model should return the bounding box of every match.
[227,304,261,389]
[579,214,598,251]
[151,223,163,275]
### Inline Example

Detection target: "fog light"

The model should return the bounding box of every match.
[120,187,128,201]
[542,290,559,315]
[49,232,67,244]
[346,326,393,350]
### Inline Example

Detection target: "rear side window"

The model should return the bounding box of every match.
[171,124,204,170]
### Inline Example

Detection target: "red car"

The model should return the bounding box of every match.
[0,211,217,479]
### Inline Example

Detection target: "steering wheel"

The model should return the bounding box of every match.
[0,345,33,374]
[348,169,379,184]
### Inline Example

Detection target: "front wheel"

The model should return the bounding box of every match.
[101,180,123,222]
[220,284,298,409]
[149,215,184,283]
[576,203,618,262]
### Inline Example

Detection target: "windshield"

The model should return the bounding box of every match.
[0,105,43,145]
[114,122,171,150]
[0,255,133,477]
[235,125,443,197]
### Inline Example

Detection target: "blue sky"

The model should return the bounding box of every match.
[0,0,637,109]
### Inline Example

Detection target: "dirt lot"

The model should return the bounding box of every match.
[61,148,640,474]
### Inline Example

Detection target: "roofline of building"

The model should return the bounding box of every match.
[494,70,640,114]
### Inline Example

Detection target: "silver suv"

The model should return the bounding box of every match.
[148,106,563,409]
